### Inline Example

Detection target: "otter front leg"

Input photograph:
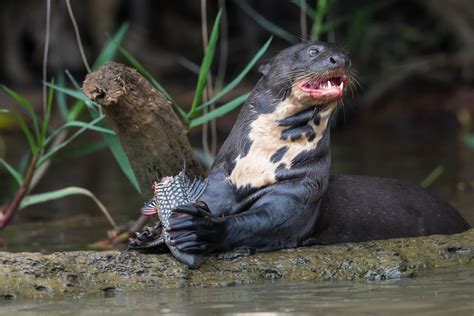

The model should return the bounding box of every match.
[168,193,320,254]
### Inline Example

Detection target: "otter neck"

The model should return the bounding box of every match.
[223,88,337,190]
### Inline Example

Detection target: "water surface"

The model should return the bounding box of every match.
[1,266,473,315]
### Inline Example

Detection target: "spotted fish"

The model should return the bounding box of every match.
[139,170,208,268]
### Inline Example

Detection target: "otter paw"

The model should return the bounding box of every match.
[167,202,226,254]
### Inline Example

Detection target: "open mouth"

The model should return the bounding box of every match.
[298,75,347,100]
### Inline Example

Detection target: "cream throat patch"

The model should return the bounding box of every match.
[227,96,336,189]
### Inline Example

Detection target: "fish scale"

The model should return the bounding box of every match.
[149,170,207,268]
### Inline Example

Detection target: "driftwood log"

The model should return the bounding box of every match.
[82,62,202,195]
[0,228,473,299]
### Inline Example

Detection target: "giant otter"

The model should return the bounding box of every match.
[147,42,471,255]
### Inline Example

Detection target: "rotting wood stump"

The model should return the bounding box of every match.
[82,62,202,195]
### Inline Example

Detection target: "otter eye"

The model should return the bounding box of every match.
[309,48,319,56]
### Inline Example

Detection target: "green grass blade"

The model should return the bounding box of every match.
[55,73,70,120]
[38,116,106,165]
[40,78,55,146]
[236,1,297,44]
[190,93,249,128]
[195,37,272,114]
[44,119,115,146]
[13,113,38,156]
[65,70,85,93]
[101,132,141,192]
[2,85,41,144]
[420,165,444,188]
[19,186,118,230]
[62,71,92,121]
[119,48,173,102]
[45,82,92,105]
[0,158,23,186]
[189,10,222,116]
[59,140,108,159]
[119,47,187,122]
[67,101,86,121]
[92,23,129,70]
[310,0,329,41]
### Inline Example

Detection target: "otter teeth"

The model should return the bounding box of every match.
[339,82,344,90]
[327,80,332,88]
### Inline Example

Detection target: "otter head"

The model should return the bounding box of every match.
[224,42,353,190]
[259,41,352,108]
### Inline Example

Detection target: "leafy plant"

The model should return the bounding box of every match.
[1,8,272,232]
[0,24,131,230]
[119,11,272,130]
[53,11,272,132]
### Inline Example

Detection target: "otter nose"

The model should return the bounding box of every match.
[328,53,350,67]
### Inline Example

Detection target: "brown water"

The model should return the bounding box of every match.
[0,266,473,315]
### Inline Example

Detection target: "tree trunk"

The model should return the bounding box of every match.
[82,62,202,196]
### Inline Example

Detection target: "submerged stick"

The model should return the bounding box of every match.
[82,62,202,195]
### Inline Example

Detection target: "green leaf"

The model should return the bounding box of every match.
[189,11,223,116]
[67,101,86,122]
[92,23,129,70]
[58,140,108,159]
[20,186,118,230]
[38,116,106,165]
[45,82,92,105]
[2,85,41,144]
[190,93,249,128]
[61,70,88,121]
[236,2,297,44]
[55,73,70,120]
[101,132,141,193]
[44,119,115,146]
[13,113,38,156]
[40,78,55,146]
[194,37,272,114]
[310,0,329,41]
[420,165,444,188]
[0,158,23,186]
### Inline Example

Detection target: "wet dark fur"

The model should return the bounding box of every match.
[165,42,470,255]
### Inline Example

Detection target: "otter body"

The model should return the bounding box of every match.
[166,42,470,255]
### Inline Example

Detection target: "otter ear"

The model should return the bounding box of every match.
[258,63,270,76]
